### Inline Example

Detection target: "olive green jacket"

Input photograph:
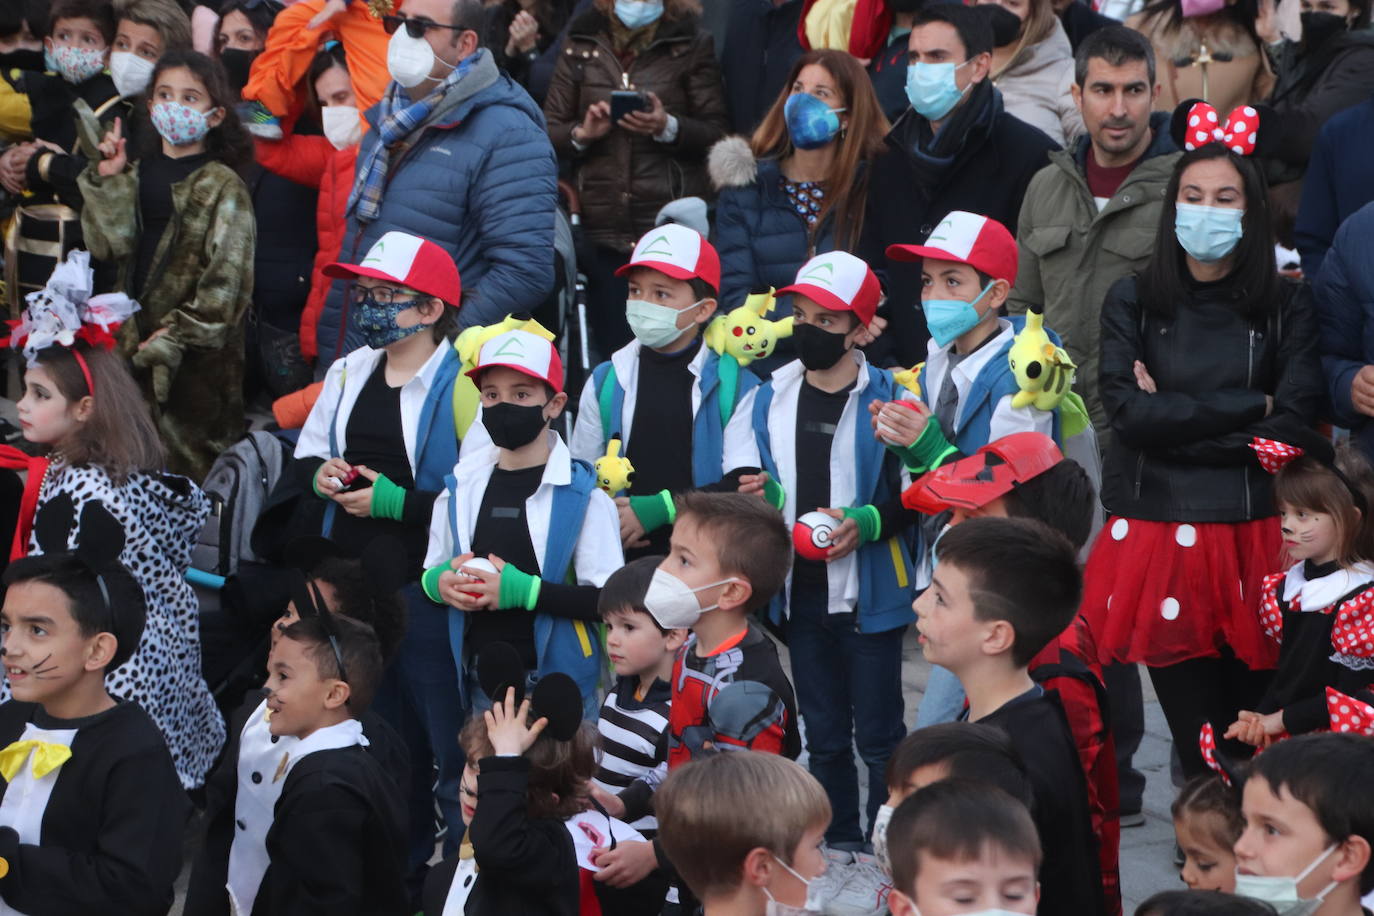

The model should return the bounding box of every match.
[78,156,255,481]
[1008,115,1180,436]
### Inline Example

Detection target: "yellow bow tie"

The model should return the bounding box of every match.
[0,739,72,783]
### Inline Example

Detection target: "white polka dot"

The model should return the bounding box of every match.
[1175,524,1198,548]
[1207,110,1218,122]
[1111,519,1130,541]
[1161,597,1181,620]
[1342,705,1351,714]
[1195,130,1209,143]
[1249,132,1257,145]
[1232,119,1247,132]
[1189,114,1200,126]
[1243,106,1257,116]
[1107,594,1113,609]
[1231,144,1245,154]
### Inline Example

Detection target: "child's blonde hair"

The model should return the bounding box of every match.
[458,711,597,821]
[656,752,830,901]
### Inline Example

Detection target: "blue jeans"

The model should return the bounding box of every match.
[788,595,906,847]
[915,664,966,727]
[371,585,467,874]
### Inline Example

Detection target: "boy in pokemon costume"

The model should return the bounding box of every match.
[570,225,761,557]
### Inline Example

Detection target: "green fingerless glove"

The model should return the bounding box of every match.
[763,476,786,510]
[629,490,676,534]
[370,473,406,521]
[841,505,883,544]
[421,564,448,604]
[893,419,959,474]
[312,463,330,499]
[498,564,542,611]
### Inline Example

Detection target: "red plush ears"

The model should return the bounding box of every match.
[1251,437,1304,475]
[1170,99,1277,157]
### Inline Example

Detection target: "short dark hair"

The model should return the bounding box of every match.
[50,0,117,43]
[912,3,993,60]
[1135,890,1278,916]
[1001,459,1096,551]
[280,614,383,714]
[689,276,718,301]
[673,492,791,613]
[0,0,49,40]
[309,557,407,665]
[1139,143,1279,320]
[1074,24,1156,89]
[933,517,1082,668]
[449,0,486,46]
[885,722,1033,809]
[598,555,667,631]
[1247,733,1374,894]
[887,780,1041,899]
[3,552,146,672]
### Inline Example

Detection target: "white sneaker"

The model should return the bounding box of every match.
[824,853,892,916]
[809,846,856,910]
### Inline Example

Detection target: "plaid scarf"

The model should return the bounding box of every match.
[349,54,477,224]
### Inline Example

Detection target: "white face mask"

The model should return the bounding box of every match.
[643,568,736,629]
[872,804,895,878]
[386,26,453,89]
[321,105,363,150]
[764,854,824,916]
[914,910,1029,916]
[109,51,156,98]
[1234,844,1339,916]
[625,298,701,350]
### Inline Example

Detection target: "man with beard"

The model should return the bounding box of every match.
[1006,27,1175,835]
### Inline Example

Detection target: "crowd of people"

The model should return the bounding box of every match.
[2,0,1374,913]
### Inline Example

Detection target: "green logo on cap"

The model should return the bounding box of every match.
[493,335,527,359]
[927,217,956,245]
[799,261,836,286]
[641,234,674,258]
[361,239,386,265]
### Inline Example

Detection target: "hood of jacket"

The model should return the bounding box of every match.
[364,49,547,135]
[709,135,759,189]
[1001,18,1074,82]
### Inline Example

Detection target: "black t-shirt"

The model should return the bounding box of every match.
[976,686,1107,916]
[467,464,546,669]
[626,338,700,556]
[134,150,210,298]
[790,379,853,612]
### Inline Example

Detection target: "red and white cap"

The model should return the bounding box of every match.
[777,251,882,327]
[886,211,1018,284]
[467,328,565,393]
[615,223,721,292]
[324,231,462,305]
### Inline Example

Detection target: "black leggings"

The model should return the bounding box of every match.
[1148,654,1273,782]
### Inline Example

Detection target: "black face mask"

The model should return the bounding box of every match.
[981,4,1025,47]
[793,322,853,371]
[481,401,550,450]
[0,48,45,72]
[887,0,925,11]
[219,47,260,96]
[1301,11,1349,47]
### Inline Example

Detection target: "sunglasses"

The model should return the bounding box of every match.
[382,14,470,39]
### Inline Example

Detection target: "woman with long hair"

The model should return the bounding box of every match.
[1127,0,1273,117]
[977,0,1084,145]
[1080,103,1324,782]
[710,49,888,371]
[543,0,728,355]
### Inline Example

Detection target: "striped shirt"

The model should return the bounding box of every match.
[593,675,671,838]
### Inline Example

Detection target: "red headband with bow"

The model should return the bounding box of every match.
[1251,437,1304,474]
[1184,102,1261,156]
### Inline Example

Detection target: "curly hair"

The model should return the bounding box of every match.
[138,49,255,169]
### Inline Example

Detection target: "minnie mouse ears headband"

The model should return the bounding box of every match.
[30,492,144,671]
[0,251,139,394]
[1169,99,1280,158]
[1250,436,1366,514]
[477,642,583,741]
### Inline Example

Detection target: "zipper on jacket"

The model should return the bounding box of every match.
[1133,452,1144,499]
[1247,328,1256,388]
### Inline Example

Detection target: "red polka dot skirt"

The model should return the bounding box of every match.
[1081,515,1282,670]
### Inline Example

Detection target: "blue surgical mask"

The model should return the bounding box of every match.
[905,59,971,122]
[784,92,846,150]
[1174,202,1245,263]
[924,283,993,348]
[614,0,663,29]
[354,295,430,349]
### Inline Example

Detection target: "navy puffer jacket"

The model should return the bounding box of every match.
[316,50,558,365]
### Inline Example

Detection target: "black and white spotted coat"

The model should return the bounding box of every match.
[3,462,226,789]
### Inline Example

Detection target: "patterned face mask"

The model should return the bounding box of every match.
[45,44,106,85]
[150,102,215,147]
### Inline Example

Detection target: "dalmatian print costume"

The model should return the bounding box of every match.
[2,462,225,789]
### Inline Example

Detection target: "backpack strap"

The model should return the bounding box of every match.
[716,355,740,429]
[597,363,618,449]
[1031,650,1112,743]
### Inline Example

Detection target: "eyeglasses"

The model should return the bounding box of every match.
[382,14,470,39]
[349,285,425,305]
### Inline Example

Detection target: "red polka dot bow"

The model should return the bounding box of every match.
[1185,102,1261,156]
[1327,687,1374,736]
[1198,722,1232,786]
[1250,437,1303,475]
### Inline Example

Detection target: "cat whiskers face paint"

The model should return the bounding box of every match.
[31,653,59,679]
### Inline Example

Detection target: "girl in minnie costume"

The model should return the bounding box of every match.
[1221,437,1374,749]
[0,250,223,790]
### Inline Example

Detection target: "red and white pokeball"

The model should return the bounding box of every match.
[793,511,839,562]
[458,557,499,598]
